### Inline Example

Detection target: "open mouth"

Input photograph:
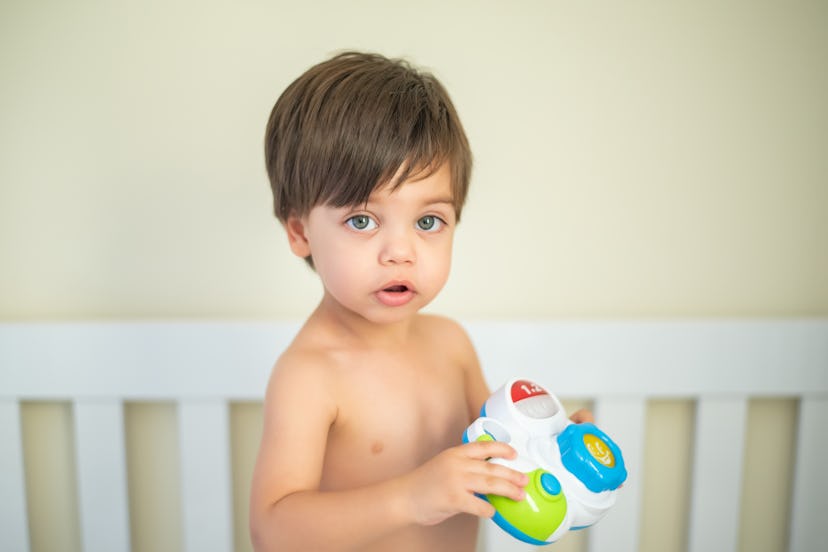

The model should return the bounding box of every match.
[383,284,409,293]
[376,282,416,307]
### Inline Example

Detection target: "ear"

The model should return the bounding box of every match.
[284,215,311,259]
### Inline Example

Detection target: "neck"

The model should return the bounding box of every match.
[312,292,416,350]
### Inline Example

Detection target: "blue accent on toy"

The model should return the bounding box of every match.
[540,472,562,496]
[557,423,627,493]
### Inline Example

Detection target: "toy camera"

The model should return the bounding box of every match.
[462,378,627,545]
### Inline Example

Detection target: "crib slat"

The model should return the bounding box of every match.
[0,400,30,552]
[178,400,233,552]
[589,397,646,552]
[789,396,828,552]
[688,396,747,552]
[74,400,130,552]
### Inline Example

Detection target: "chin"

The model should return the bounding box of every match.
[366,297,434,325]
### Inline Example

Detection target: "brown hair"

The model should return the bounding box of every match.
[265,51,472,232]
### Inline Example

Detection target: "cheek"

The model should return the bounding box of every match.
[313,240,369,291]
[422,239,454,288]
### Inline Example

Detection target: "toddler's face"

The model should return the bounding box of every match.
[300,163,456,324]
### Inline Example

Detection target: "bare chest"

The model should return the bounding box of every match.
[319,347,470,489]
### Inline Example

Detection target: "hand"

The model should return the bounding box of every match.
[569,408,594,424]
[402,441,529,526]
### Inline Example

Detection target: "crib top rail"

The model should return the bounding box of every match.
[1,319,826,400]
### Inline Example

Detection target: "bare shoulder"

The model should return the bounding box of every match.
[415,313,477,359]
[264,339,339,417]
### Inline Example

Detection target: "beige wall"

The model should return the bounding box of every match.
[1,0,825,320]
[3,1,825,551]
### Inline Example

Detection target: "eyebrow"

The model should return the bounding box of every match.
[358,193,456,212]
[423,196,455,206]
[362,195,454,207]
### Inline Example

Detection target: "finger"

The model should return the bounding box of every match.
[569,408,594,424]
[464,495,496,519]
[468,473,526,502]
[475,497,497,519]
[462,440,518,460]
[465,459,529,487]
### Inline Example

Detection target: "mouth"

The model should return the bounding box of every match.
[375,281,416,307]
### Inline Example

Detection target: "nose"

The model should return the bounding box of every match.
[379,227,416,265]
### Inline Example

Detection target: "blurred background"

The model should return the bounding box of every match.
[1,1,826,551]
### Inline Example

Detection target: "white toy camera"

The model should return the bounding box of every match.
[463,378,627,545]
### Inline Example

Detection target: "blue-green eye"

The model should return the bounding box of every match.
[416,215,443,232]
[346,215,377,231]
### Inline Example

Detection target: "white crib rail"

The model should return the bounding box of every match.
[74,399,130,552]
[789,396,828,552]
[1,398,29,552]
[1,320,826,552]
[590,397,646,552]
[178,399,233,552]
[687,396,748,552]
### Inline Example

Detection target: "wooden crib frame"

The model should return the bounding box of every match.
[1,320,826,551]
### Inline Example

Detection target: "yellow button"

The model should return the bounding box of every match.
[583,434,615,467]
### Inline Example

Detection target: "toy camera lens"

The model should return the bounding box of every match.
[558,423,627,493]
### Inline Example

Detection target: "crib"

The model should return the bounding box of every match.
[1,320,826,552]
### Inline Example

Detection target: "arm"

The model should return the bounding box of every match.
[249,353,405,550]
[249,350,527,552]
[450,322,490,422]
